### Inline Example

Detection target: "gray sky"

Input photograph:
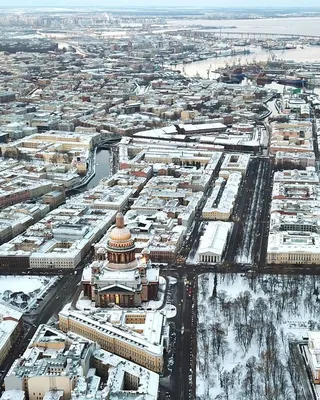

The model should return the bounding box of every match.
[2,0,320,7]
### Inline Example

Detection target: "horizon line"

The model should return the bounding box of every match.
[1,5,320,9]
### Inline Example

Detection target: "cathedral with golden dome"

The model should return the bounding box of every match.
[82,212,159,307]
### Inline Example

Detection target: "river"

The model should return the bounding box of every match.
[173,45,320,96]
[174,45,320,78]
[167,16,320,37]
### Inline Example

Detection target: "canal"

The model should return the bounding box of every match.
[86,149,111,190]
[67,149,112,196]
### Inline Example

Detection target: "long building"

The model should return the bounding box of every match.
[306,331,320,384]
[267,167,320,265]
[0,303,23,365]
[202,173,242,221]
[0,203,117,270]
[59,307,168,373]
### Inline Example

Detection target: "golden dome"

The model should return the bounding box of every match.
[108,212,132,242]
[109,226,132,241]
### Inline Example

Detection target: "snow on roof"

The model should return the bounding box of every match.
[43,391,63,400]
[180,123,226,132]
[275,151,315,160]
[146,266,159,283]
[92,348,159,398]
[0,390,25,400]
[198,221,232,257]
[204,173,241,214]
[0,302,23,355]
[267,232,320,254]
[220,153,251,173]
[7,324,159,399]
[59,309,164,356]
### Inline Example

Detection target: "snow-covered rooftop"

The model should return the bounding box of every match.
[0,302,23,356]
[198,221,232,257]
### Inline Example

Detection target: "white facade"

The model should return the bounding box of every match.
[0,203,117,270]
[198,221,232,263]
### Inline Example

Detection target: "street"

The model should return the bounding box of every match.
[0,154,308,400]
[0,272,82,386]
[168,270,196,400]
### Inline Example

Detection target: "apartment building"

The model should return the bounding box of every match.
[0,303,23,365]
[267,168,320,265]
[4,325,159,400]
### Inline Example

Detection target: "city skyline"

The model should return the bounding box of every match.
[2,1,320,8]
[0,4,320,400]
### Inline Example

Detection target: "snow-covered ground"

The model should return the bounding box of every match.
[168,276,177,285]
[197,273,320,400]
[0,275,58,312]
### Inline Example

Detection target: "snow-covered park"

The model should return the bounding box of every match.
[0,275,58,311]
[197,273,320,400]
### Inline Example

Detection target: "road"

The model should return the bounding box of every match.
[169,271,196,400]
[0,272,82,386]
[255,158,273,265]
[160,260,320,400]
[224,157,259,263]
[236,157,272,265]
[0,151,308,400]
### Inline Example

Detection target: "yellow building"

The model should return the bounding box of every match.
[4,324,160,400]
[58,308,165,373]
[267,232,320,265]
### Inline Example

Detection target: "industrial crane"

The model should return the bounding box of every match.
[207,64,212,79]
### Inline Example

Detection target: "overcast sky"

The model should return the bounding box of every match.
[2,0,320,7]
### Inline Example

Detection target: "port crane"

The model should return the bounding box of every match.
[207,64,212,79]
[268,49,277,61]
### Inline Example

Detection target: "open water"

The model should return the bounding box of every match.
[167,16,320,37]
[174,46,320,79]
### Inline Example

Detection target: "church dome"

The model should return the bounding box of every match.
[109,212,132,243]
[109,226,131,241]
[106,212,137,270]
